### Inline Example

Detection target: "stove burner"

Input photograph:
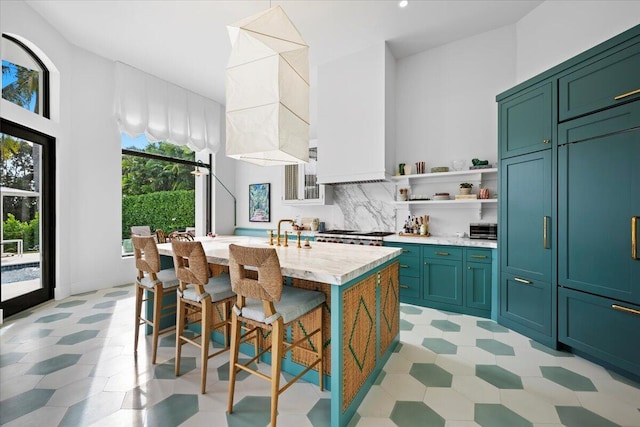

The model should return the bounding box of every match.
[355,231,395,237]
[321,230,356,234]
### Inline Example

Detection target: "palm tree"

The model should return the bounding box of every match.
[2,61,40,114]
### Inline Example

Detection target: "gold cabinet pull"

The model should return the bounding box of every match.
[399,285,410,289]
[612,304,640,316]
[471,254,487,259]
[614,88,640,100]
[633,216,638,260]
[435,251,449,256]
[402,249,410,253]
[543,216,550,249]
[543,139,551,144]
[514,277,532,284]
[400,264,410,268]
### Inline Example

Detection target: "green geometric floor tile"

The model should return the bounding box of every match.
[374,370,387,385]
[529,340,573,357]
[476,339,515,356]
[159,331,196,347]
[104,290,129,298]
[307,398,331,427]
[227,395,271,427]
[74,290,98,296]
[394,343,403,353]
[55,300,86,308]
[218,359,258,382]
[0,388,56,424]
[346,412,361,427]
[556,405,621,427]
[607,369,640,389]
[93,301,116,309]
[540,366,597,391]
[476,320,509,333]
[146,394,199,426]
[57,330,99,345]
[400,306,422,315]
[400,319,414,331]
[390,401,445,427]
[0,351,26,367]
[35,312,71,323]
[475,403,532,427]
[410,363,453,387]
[77,313,112,324]
[26,354,82,375]
[8,329,53,343]
[431,320,461,332]
[157,357,196,379]
[476,365,523,389]
[421,338,457,354]
[58,391,135,427]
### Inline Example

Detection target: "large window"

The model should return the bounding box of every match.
[121,133,209,255]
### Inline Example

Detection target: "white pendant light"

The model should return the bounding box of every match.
[225,5,310,166]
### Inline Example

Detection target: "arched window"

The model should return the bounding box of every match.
[1,34,49,118]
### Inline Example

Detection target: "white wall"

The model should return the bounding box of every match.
[516,1,640,83]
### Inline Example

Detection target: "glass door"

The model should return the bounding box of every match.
[1,120,55,318]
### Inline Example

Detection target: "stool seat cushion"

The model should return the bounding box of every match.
[240,286,325,324]
[181,274,234,303]
[137,268,179,289]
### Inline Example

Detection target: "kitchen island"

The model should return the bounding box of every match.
[157,236,401,427]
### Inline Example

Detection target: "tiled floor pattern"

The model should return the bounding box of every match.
[1,284,640,426]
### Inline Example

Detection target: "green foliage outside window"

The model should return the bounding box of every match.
[122,190,195,240]
[2,212,39,252]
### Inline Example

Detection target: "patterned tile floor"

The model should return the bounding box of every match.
[1,284,640,427]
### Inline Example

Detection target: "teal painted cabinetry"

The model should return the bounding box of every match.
[499,81,554,158]
[385,242,492,318]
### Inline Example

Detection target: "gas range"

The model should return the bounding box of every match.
[315,230,394,246]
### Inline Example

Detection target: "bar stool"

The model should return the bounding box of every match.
[171,240,236,394]
[132,235,179,365]
[227,244,325,427]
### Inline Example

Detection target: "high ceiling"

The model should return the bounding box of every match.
[25,0,542,105]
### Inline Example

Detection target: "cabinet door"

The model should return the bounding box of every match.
[423,258,462,306]
[499,82,553,158]
[500,273,552,339]
[558,103,640,304]
[500,150,553,282]
[466,261,491,312]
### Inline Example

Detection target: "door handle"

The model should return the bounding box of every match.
[612,304,640,316]
[399,285,410,289]
[400,264,410,269]
[471,254,487,259]
[435,251,449,256]
[633,216,638,260]
[614,88,640,100]
[514,277,532,284]
[543,216,550,249]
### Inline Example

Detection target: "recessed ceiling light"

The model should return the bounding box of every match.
[398,0,409,8]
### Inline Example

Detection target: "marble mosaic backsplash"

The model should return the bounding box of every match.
[332,182,396,231]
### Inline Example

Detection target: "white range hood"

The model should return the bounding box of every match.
[317,43,396,184]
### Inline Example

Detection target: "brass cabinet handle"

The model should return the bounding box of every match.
[543,216,550,249]
[471,254,487,259]
[614,88,640,100]
[435,251,449,256]
[400,264,410,268]
[633,216,638,260]
[402,249,410,253]
[543,139,551,144]
[612,304,640,316]
[514,277,532,284]
[399,285,410,289]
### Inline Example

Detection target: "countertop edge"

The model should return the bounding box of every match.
[383,235,497,249]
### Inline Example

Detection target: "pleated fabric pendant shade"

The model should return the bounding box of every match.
[226,6,310,166]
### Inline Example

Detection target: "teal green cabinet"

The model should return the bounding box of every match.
[386,242,421,299]
[499,81,554,158]
[466,261,492,313]
[559,41,640,122]
[558,103,640,305]
[423,255,463,307]
[499,273,552,343]
[559,288,640,377]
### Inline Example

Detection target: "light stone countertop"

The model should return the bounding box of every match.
[157,235,401,285]
[383,234,498,249]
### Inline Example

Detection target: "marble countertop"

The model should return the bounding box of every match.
[157,235,401,285]
[383,234,498,249]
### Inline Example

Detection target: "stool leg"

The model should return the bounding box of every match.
[151,285,162,364]
[317,307,324,391]
[270,319,284,427]
[227,310,242,414]
[175,295,186,376]
[200,298,212,394]
[134,284,143,354]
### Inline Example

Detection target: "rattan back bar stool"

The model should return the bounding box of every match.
[227,244,325,427]
[132,236,179,365]
[172,240,236,394]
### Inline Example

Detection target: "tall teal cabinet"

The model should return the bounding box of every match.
[498,24,640,378]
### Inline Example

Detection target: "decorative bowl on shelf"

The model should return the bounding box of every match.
[451,160,467,171]
[431,166,449,173]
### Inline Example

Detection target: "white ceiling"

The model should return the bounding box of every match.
[25,0,542,105]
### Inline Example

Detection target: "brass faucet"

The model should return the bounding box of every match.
[276,219,295,246]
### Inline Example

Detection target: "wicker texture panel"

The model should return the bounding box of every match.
[379,262,399,356]
[342,275,376,412]
[291,279,332,376]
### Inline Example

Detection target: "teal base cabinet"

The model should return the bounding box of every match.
[559,288,640,377]
[385,242,493,318]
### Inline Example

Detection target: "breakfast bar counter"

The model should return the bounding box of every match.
[157,236,402,427]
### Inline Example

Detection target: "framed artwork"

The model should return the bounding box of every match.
[249,183,270,222]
